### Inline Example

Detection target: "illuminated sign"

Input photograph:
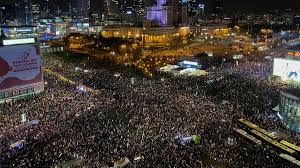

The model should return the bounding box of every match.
[3,38,36,46]
[287,52,300,57]
[0,45,44,101]
[16,28,33,32]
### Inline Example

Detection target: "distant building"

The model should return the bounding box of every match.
[277,88,300,133]
[105,0,120,20]
[31,3,41,22]
[101,26,190,47]
[40,0,49,17]
[146,0,184,27]
[133,0,144,25]
[0,4,16,25]
[196,4,205,23]
[70,0,90,21]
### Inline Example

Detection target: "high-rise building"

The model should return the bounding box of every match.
[31,3,40,21]
[180,0,205,24]
[24,0,33,25]
[105,0,120,19]
[40,0,49,17]
[70,0,90,21]
[196,4,205,22]
[133,0,144,17]
[146,0,184,26]
[187,0,197,16]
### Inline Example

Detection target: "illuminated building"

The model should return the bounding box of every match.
[0,26,39,39]
[38,17,67,39]
[101,26,190,47]
[277,88,300,133]
[31,3,41,22]
[196,4,205,23]
[133,0,144,17]
[146,0,180,26]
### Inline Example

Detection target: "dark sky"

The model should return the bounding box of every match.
[1,0,300,11]
[222,0,300,10]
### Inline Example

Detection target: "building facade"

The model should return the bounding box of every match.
[278,89,300,133]
[146,0,184,26]
[101,26,189,47]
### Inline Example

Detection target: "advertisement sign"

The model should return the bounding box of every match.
[0,45,44,100]
[273,58,300,82]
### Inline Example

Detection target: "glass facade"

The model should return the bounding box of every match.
[279,92,300,133]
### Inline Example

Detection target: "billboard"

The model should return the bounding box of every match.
[0,45,44,101]
[273,57,300,82]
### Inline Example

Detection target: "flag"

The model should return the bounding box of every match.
[192,135,201,145]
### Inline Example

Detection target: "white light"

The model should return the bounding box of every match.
[182,61,198,66]
[3,38,35,46]
[277,112,283,120]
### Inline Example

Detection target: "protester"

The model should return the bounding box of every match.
[0,53,296,168]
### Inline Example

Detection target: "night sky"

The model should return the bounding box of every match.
[77,0,300,11]
[222,0,300,10]
[0,0,300,11]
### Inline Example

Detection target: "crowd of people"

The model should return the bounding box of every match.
[0,52,298,168]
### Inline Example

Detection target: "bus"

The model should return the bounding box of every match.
[234,128,262,148]
[279,153,300,166]
[251,130,296,155]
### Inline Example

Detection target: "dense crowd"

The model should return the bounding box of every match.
[0,53,298,168]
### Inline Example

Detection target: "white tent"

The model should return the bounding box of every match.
[159,64,179,72]
[179,68,208,76]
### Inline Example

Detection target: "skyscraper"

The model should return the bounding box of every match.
[146,0,183,26]
[196,4,205,22]
[133,0,144,17]
[24,0,33,25]
[40,0,49,17]
[70,0,90,21]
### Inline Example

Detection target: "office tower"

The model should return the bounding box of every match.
[187,0,197,16]
[40,0,49,17]
[70,0,90,21]
[196,3,205,22]
[146,0,181,26]
[133,0,144,17]
[24,0,33,25]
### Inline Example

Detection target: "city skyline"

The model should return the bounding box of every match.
[1,0,300,11]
